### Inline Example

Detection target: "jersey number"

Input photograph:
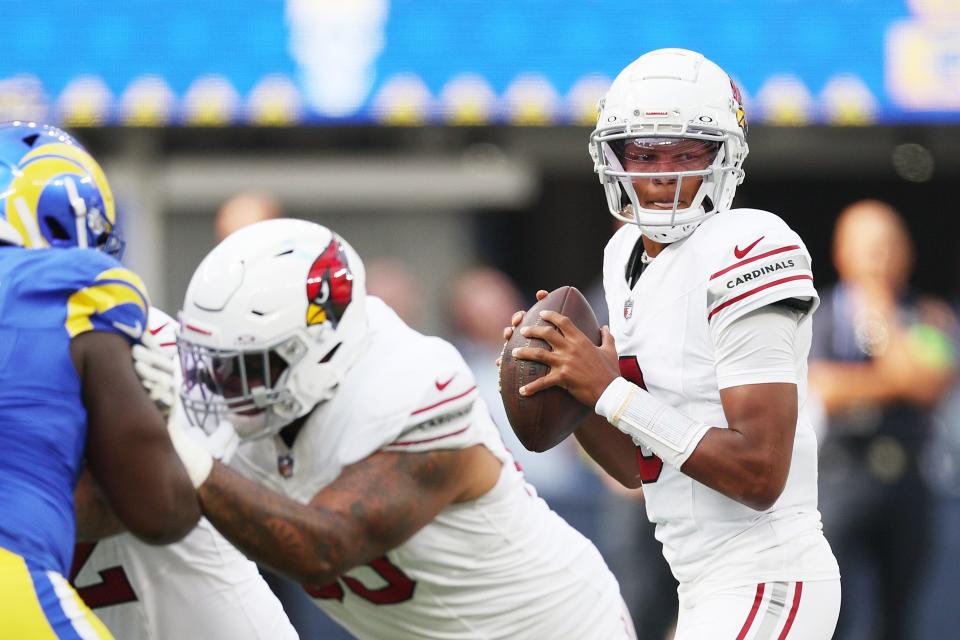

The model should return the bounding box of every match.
[69,542,138,609]
[305,555,416,605]
[618,356,664,484]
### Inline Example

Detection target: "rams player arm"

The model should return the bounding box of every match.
[74,468,125,542]
[73,332,201,544]
[66,260,201,542]
[197,444,497,586]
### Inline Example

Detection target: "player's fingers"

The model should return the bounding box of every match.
[519,371,561,396]
[511,310,525,328]
[600,326,618,357]
[535,289,549,300]
[503,326,514,340]
[539,310,580,337]
[512,345,559,367]
[520,324,563,348]
[132,344,176,375]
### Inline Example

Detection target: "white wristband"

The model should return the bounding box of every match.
[167,393,214,488]
[595,377,711,470]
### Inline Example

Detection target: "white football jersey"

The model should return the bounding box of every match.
[71,308,297,640]
[231,297,635,640]
[602,209,839,606]
[72,522,298,640]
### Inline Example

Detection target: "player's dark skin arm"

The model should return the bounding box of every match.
[74,469,125,542]
[72,331,201,544]
[573,414,644,489]
[514,310,795,511]
[197,444,500,586]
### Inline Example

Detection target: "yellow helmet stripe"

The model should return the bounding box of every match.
[5,156,88,248]
[22,143,116,225]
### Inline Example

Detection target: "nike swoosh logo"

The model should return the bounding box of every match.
[149,322,169,336]
[435,374,456,391]
[734,236,764,259]
[112,319,144,339]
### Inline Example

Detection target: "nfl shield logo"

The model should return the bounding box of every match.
[623,298,634,320]
[278,454,294,478]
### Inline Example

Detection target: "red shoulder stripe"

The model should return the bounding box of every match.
[410,385,477,416]
[708,275,813,320]
[391,425,471,447]
[710,245,801,281]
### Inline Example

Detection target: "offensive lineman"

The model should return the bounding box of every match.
[141,218,635,639]
[507,49,840,639]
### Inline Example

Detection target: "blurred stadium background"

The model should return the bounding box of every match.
[8,1,960,638]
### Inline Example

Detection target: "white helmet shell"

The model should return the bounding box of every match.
[590,48,749,243]
[178,219,368,439]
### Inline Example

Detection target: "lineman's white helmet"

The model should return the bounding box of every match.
[178,219,368,440]
[590,48,749,243]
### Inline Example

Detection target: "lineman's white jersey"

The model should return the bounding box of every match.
[602,209,839,606]
[71,522,298,640]
[71,308,298,640]
[230,297,635,640]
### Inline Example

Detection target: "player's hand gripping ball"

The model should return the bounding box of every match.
[499,287,600,452]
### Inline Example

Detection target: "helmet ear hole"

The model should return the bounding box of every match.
[43,216,72,241]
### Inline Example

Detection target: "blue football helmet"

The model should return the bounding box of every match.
[0,121,123,256]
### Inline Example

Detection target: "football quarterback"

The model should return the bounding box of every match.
[509,49,841,639]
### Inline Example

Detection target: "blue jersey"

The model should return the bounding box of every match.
[0,246,149,575]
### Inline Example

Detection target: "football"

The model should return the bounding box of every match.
[499,286,601,452]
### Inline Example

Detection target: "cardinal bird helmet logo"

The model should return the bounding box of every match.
[306,236,354,328]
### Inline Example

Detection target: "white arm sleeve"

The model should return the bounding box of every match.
[714,304,801,390]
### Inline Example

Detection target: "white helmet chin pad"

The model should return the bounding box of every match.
[590,48,749,243]
[178,219,370,440]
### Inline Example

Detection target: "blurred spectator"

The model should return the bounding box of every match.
[809,200,957,640]
[366,257,424,329]
[447,266,594,500]
[214,192,282,243]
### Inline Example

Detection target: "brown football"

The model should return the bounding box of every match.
[499,286,601,452]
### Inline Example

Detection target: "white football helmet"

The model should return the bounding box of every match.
[589,48,749,243]
[178,219,369,440]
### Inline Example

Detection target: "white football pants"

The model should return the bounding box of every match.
[674,579,840,640]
